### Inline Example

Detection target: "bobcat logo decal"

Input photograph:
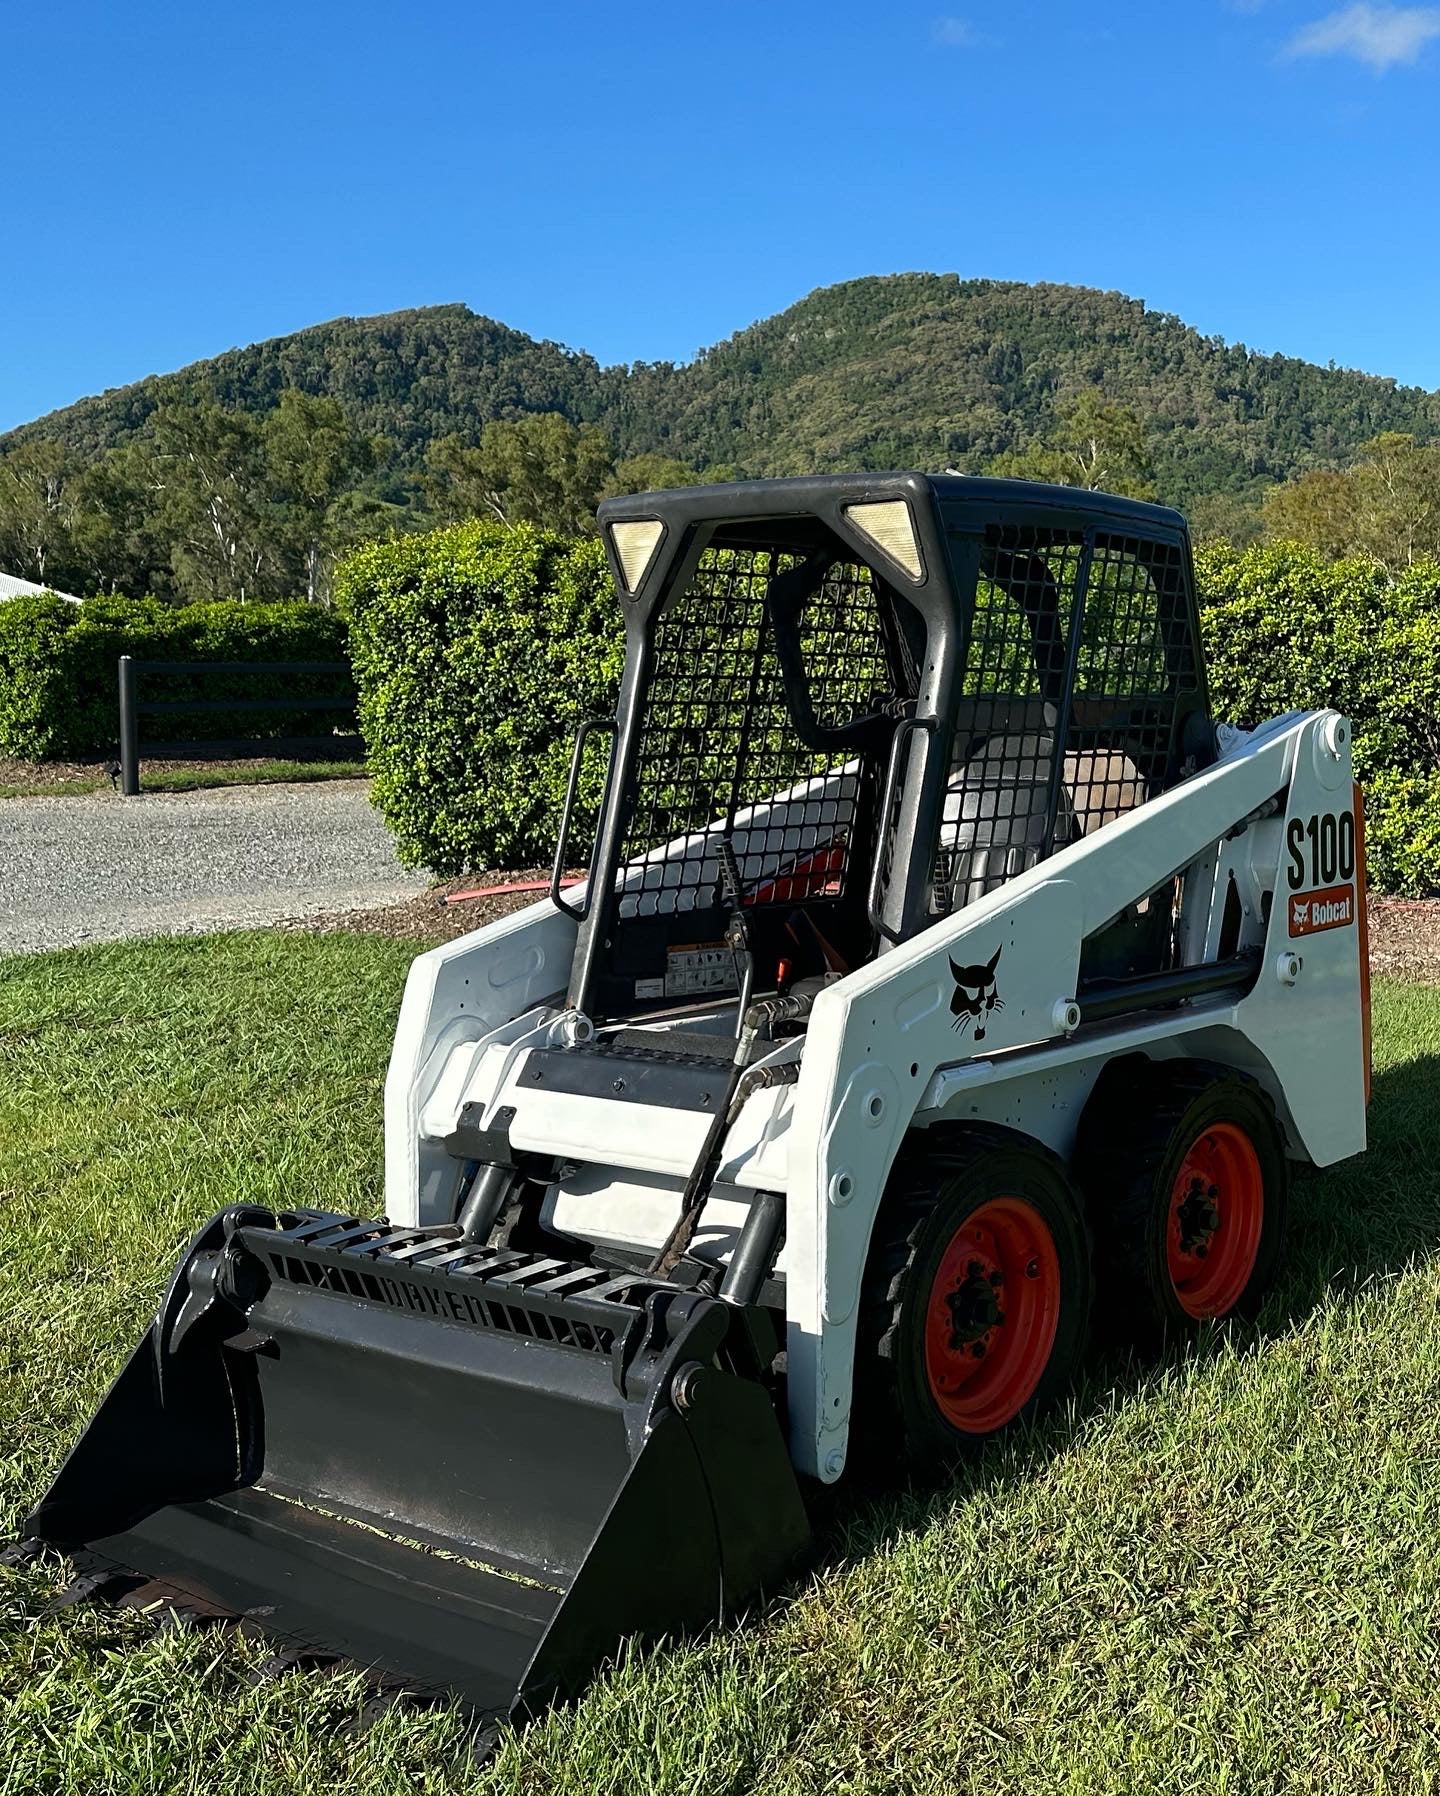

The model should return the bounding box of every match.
[949,945,1004,1039]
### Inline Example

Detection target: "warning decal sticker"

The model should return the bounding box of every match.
[664,943,738,998]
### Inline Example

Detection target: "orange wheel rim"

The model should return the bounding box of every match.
[923,1197,1061,1433]
[1166,1122,1264,1318]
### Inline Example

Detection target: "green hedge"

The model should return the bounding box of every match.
[1197,542,1440,895]
[339,524,1440,895]
[0,593,354,760]
[337,521,624,873]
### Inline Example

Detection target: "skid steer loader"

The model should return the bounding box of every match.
[11,473,1371,1731]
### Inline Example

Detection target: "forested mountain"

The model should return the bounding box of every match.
[7,309,611,467]
[655,278,1440,504]
[11,275,1439,511]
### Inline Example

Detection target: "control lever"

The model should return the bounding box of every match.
[717,836,755,1038]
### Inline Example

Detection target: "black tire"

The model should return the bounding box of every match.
[1075,1058,1288,1344]
[852,1125,1093,1475]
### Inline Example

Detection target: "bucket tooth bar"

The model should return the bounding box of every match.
[16,1203,810,1724]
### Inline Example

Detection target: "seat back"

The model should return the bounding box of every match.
[937,738,1146,912]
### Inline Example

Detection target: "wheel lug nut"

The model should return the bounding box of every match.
[1025,1258,1039,1278]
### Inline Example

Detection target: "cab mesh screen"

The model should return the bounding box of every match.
[617,549,903,919]
[1068,532,1197,833]
[934,525,1198,915]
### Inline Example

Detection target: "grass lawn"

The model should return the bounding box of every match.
[0,760,366,801]
[3,933,1440,1793]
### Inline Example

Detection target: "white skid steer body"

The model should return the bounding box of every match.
[387,704,1367,1481]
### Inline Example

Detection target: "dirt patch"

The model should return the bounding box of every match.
[289,880,1440,983]
[279,872,572,944]
[0,756,117,792]
[1367,896,1440,983]
[0,753,362,795]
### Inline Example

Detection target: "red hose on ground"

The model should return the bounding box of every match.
[443,878,581,906]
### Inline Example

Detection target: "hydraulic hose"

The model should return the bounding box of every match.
[648,1055,801,1279]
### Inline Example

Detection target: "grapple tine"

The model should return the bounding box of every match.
[248,1647,348,1685]
[340,1688,411,1738]
[114,1577,233,1628]
[46,1567,148,1613]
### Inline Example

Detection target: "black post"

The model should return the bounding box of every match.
[118,656,140,796]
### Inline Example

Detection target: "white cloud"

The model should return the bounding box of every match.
[934,17,980,46]
[1286,3,1440,70]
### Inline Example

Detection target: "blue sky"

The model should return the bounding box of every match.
[2,0,1438,432]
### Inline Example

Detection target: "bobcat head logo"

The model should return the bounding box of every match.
[949,945,1004,1039]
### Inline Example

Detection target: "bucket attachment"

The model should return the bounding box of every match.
[18,1205,810,1724]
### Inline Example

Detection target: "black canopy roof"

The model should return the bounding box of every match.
[597,471,1186,539]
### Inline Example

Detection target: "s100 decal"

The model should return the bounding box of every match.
[1286,810,1356,891]
[1286,807,1358,937]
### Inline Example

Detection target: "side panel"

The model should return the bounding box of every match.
[1236,716,1366,1166]
[384,898,577,1226]
[785,711,1365,1482]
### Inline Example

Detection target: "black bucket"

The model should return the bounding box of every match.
[20,1206,810,1723]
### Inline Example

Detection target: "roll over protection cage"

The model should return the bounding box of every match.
[571,474,1212,1020]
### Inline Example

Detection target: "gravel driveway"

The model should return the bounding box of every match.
[0,781,430,956]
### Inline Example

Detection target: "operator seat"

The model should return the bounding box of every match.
[938,735,1145,912]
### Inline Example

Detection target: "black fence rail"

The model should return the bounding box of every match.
[117,655,360,796]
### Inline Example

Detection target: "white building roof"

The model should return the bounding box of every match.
[0,571,81,603]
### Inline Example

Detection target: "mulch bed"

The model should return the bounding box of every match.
[0,754,355,791]
[1367,896,1440,983]
[0,755,121,791]
[279,872,567,943]
[288,879,1440,983]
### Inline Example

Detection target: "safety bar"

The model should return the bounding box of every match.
[867,716,937,944]
[550,720,617,921]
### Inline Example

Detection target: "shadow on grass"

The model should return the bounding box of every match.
[817,1046,1440,1565]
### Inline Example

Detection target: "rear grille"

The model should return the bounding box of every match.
[248,1213,655,1357]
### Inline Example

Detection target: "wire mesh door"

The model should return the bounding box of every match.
[1066,531,1199,832]
[616,547,908,921]
[933,524,1199,917]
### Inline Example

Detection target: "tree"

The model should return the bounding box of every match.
[1348,433,1440,570]
[322,487,413,564]
[424,435,490,525]
[1262,433,1440,572]
[69,442,168,596]
[987,389,1157,500]
[601,453,702,498]
[1187,489,1265,547]
[144,401,276,602]
[1051,391,1157,499]
[426,414,614,533]
[263,389,386,603]
[0,440,79,586]
[1261,468,1358,561]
